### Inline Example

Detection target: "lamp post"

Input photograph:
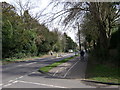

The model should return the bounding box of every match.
[73,22,81,59]
[77,22,81,52]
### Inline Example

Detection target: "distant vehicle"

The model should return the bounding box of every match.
[68,49,73,53]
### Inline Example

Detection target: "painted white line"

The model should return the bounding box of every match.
[60,67,64,70]
[18,76,24,79]
[32,72,36,73]
[18,80,67,88]
[3,83,12,87]
[3,57,54,70]
[15,78,18,80]
[3,80,18,87]
[12,81,18,84]
[9,80,14,82]
[53,66,66,77]
[65,63,69,66]
[63,60,79,78]
[8,75,24,83]
[18,65,23,67]
[26,63,32,65]
[0,84,2,86]
[26,62,36,65]
[53,70,58,76]
[6,69,38,85]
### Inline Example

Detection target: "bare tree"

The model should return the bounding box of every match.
[13,0,36,16]
[39,1,120,58]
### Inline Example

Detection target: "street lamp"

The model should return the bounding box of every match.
[77,22,81,52]
[73,22,81,58]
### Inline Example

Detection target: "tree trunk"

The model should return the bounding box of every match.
[99,22,109,59]
[93,40,96,49]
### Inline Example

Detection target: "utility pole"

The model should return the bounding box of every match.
[77,22,81,58]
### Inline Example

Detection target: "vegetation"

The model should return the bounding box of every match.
[43,2,119,60]
[39,56,76,72]
[1,1,120,83]
[63,33,78,52]
[46,2,120,83]
[2,2,77,60]
[86,55,120,83]
[79,2,120,83]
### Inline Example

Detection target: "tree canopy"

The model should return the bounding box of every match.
[2,2,77,59]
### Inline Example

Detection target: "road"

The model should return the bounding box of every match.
[1,53,118,89]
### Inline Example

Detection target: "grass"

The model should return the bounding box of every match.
[86,55,120,84]
[87,64,119,83]
[39,56,76,72]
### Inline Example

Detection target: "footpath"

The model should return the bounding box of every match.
[46,54,119,88]
[48,53,88,79]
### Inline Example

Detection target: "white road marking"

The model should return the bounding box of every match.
[18,61,37,67]
[3,83,12,87]
[15,78,18,80]
[8,80,14,82]
[3,80,18,87]
[8,75,24,83]
[12,81,18,84]
[3,55,73,88]
[53,66,67,76]
[63,60,79,78]
[65,63,68,66]
[4,70,39,87]
[18,65,23,67]
[31,72,36,74]
[18,76,24,79]
[53,70,58,76]
[4,62,37,70]
[26,62,36,65]
[18,80,67,88]
[52,57,75,77]
[7,70,37,85]
[56,57,61,58]
[60,67,64,70]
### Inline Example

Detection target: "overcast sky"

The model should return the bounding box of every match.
[1,0,78,42]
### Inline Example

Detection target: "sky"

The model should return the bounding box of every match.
[0,0,78,42]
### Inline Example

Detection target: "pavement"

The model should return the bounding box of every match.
[1,53,119,89]
[48,56,87,79]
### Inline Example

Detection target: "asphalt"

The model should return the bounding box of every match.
[2,54,73,86]
[47,53,88,79]
[1,53,119,89]
[63,56,87,79]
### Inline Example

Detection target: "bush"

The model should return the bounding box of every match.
[90,48,107,63]
[13,52,26,59]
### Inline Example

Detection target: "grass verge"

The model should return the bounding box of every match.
[86,55,120,84]
[39,56,76,72]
